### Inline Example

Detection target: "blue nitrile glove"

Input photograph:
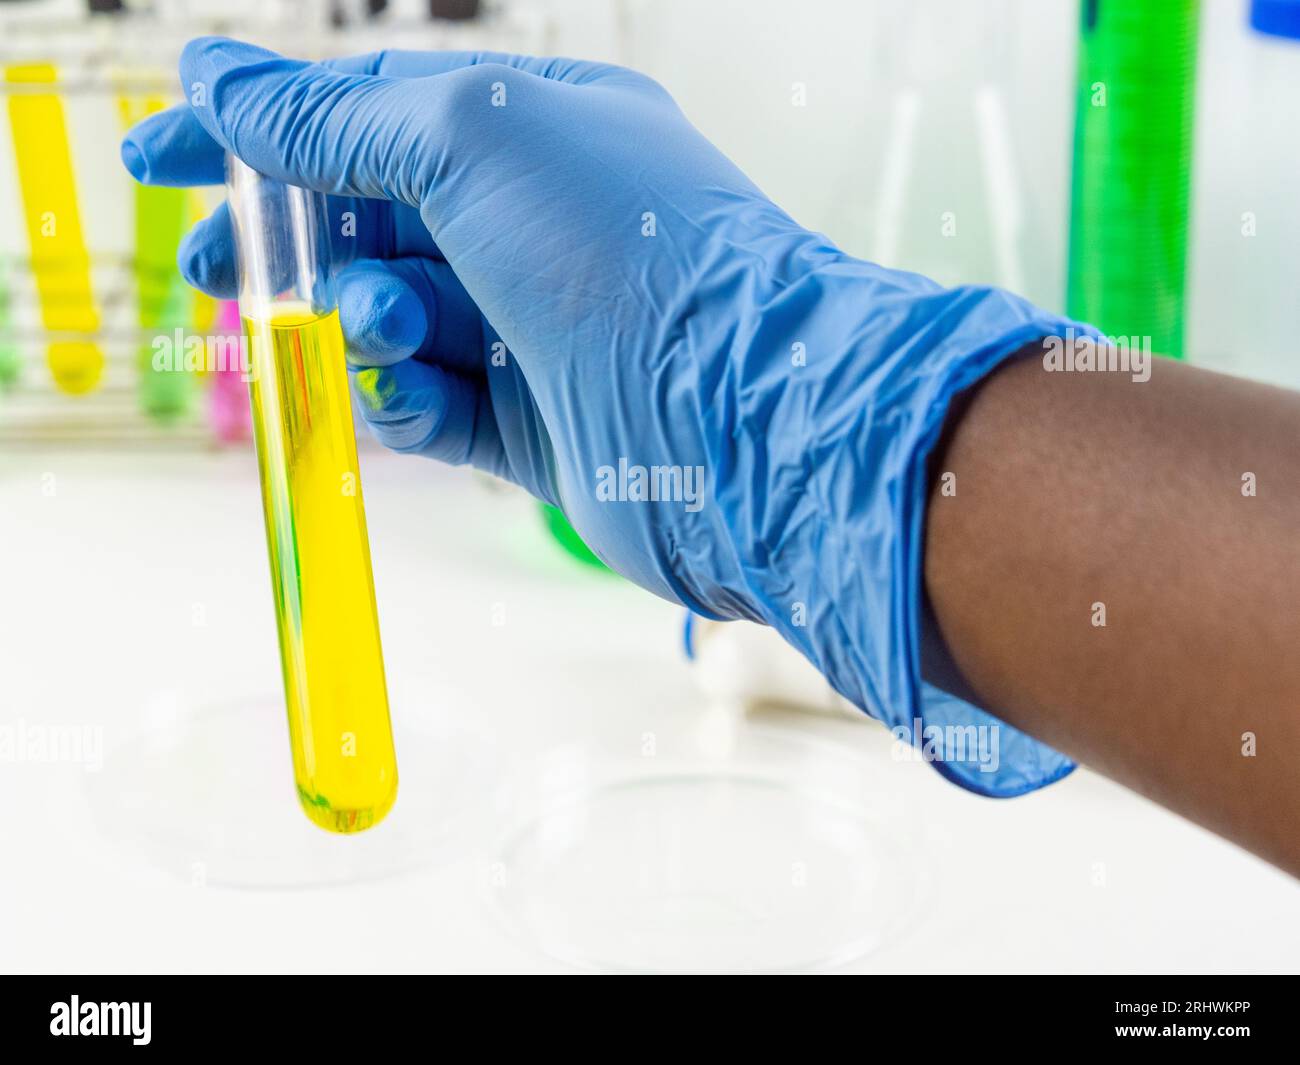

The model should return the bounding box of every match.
[123,37,1094,796]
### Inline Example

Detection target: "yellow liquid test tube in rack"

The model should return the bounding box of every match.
[6,62,104,395]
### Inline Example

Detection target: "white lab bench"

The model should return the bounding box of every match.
[0,448,1296,974]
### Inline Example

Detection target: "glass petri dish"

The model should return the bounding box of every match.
[84,685,496,890]
[488,713,925,973]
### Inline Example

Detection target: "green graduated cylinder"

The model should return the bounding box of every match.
[1067,0,1199,359]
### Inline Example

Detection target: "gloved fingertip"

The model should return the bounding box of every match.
[120,138,147,183]
[350,361,449,453]
[339,263,430,366]
[177,218,238,299]
[350,365,395,415]
[119,106,227,187]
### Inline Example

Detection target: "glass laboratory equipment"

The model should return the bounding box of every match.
[1067,0,1199,358]
[118,88,195,421]
[489,709,924,973]
[1187,0,1300,387]
[858,1,1046,301]
[5,61,104,394]
[86,687,497,888]
[227,154,398,834]
[207,300,253,444]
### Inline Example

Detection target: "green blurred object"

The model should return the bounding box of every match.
[0,263,18,389]
[135,181,194,420]
[540,502,608,570]
[1067,0,1199,359]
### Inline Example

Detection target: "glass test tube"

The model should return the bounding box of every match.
[226,155,398,834]
[5,62,104,394]
[118,89,195,421]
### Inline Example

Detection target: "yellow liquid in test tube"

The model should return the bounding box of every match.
[6,63,103,394]
[244,305,398,833]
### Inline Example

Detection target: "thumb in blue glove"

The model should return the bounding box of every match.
[123,37,1095,796]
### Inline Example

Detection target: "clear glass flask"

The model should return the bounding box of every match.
[226,154,398,833]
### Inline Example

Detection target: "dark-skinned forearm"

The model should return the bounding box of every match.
[925,350,1300,877]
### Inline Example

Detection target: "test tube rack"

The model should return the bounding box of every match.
[0,0,548,449]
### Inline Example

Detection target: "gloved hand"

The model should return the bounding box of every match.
[123,37,1092,796]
